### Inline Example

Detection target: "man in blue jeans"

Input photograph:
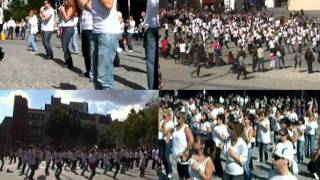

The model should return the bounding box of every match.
[144,0,159,89]
[79,0,120,89]
[40,0,55,60]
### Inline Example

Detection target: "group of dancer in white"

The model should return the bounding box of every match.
[160,8,320,78]
[0,145,156,180]
[159,91,320,179]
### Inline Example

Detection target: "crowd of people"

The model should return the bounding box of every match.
[160,7,320,79]
[159,91,320,179]
[0,145,158,180]
[0,0,159,89]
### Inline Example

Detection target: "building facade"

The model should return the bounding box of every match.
[4,95,111,144]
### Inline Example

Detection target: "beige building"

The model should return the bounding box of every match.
[289,0,320,11]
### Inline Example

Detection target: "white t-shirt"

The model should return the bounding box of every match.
[92,0,120,34]
[179,43,186,53]
[28,15,38,34]
[257,119,271,144]
[158,120,174,140]
[305,120,318,135]
[212,124,229,148]
[223,137,248,176]
[127,20,135,34]
[268,170,297,180]
[41,7,55,31]
[297,125,305,141]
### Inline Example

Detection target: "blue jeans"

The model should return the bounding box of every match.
[258,142,268,161]
[127,33,133,50]
[145,28,159,89]
[244,148,252,180]
[159,140,172,176]
[70,28,80,53]
[306,134,316,158]
[90,33,118,89]
[297,140,305,162]
[61,27,74,67]
[41,31,54,57]
[29,33,38,52]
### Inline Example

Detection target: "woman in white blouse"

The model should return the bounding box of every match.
[223,121,248,180]
[172,111,194,180]
[190,135,215,180]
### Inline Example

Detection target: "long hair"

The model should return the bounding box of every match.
[194,135,216,161]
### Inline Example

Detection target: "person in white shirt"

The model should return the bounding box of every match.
[297,117,305,163]
[79,0,120,89]
[211,114,228,177]
[58,0,78,69]
[27,10,39,54]
[7,17,15,40]
[40,0,55,59]
[257,111,271,163]
[223,121,248,179]
[172,112,194,179]
[159,111,174,179]
[190,135,215,180]
[268,145,297,180]
[305,113,318,158]
[126,16,135,52]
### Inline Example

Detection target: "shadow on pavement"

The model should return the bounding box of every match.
[52,83,77,90]
[120,64,147,73]
[127,54,146,60]
[114,75,145,89]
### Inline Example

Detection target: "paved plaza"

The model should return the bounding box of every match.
[160,8,320,90]
[0,34,148,89]
[0,160,157,180]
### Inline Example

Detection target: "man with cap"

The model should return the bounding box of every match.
[268,146,297,180]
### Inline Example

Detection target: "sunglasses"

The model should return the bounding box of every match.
[279,133,286,136]
[272,154,283,161]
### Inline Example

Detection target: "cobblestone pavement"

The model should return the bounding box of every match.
[160,8,320,90]
[0,34,148,89]
[0,159,157,180]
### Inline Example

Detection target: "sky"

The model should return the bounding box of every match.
[0,90,158,123]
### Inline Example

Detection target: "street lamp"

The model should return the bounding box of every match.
[128,0,130,16]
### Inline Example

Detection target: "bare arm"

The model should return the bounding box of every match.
[198,159,214,180]
[99,0,114,10]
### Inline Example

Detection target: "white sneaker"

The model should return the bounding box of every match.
[168,174,172,179]
[314,173,319,180]
[31,51,38,55]
[129,50,133,53]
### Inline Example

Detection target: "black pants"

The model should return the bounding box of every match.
[307,61,313,73]
[214,147,224,177]
[223,174,244,180]
[21,163,26,174]
[55,162,62,178]
[29,164,37,180]
[0,157,4,170]
[61,27,74,68]
[237,66,247,80]
[45,161,50,175]
[81,30,92,74]
[17,157,22,169]
[113,162,120,177]
[7,27,13,40]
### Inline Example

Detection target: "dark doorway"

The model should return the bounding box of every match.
[118,0,147,22]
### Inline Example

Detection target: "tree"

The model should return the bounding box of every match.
[81,123,98,146]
